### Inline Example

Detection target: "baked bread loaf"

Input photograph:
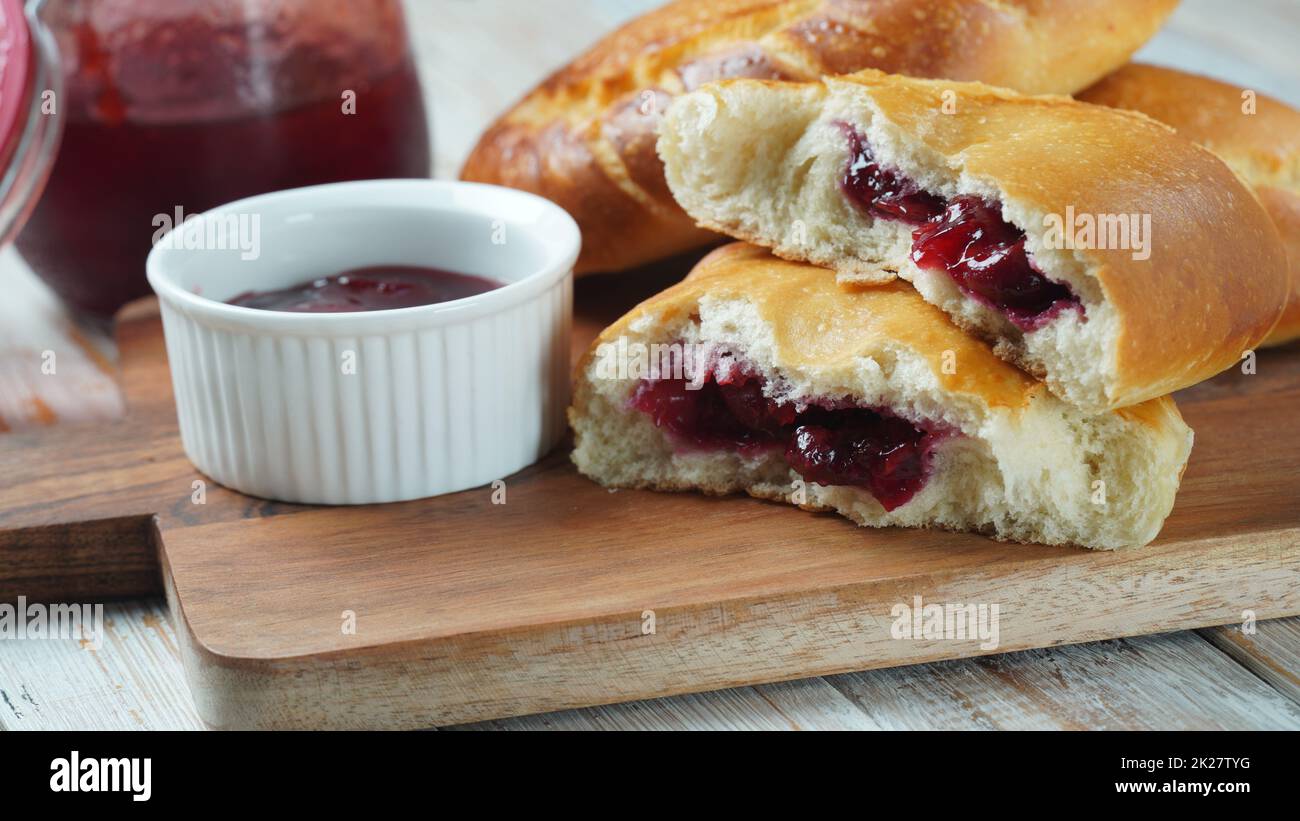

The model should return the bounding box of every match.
[570,243,1193,549]
[657,69,1290,412]
[461,0,1180,274]
[1079,63,1300,346]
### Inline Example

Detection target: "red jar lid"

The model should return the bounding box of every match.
[0,0,31,170]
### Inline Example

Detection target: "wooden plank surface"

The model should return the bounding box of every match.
[470,631,1300,731]
[0,600,204,731]
[0,249,122,431]
[3,0,1300,731]
[2,296,1298,728]
[7,599,1298,731]
[1201,621,1300,705]
[828,632,1300,731]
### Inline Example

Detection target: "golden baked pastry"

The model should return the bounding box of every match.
[461,0,1180,274]
[570,243,1193,549]
[657,69,1290,412]
[1080,63,1300,346]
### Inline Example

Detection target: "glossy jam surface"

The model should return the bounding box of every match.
[228,266,502,313]
[630,367,938,511]
[912,197,1078,329]
[839,126,1081,330]
[840,124,945,225]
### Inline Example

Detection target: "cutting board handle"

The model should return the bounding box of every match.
[0,511,163,603]
[1,299,201,604]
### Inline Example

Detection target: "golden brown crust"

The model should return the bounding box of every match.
[1079,63,1300,346]
[568,242,1193,549]
[574,242,1186,432]
[1255,186,1300,345]
[1078,63,1300,193]
[462,0,1179,274]
[818,70,1289,406]
[588,242,1045,411]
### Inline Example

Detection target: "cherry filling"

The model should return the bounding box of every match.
[840,124,946,225]
[838,125,1081,330]
[630,372,792,450]
[911,197,1077,328]
[630,368,940,511]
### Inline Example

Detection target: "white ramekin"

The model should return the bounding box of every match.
[146,179,578,505]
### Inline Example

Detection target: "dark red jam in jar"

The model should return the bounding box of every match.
[18,0,431,317]
[227,266,503,313]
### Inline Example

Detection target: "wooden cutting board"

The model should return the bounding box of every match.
[2,265,1298,729]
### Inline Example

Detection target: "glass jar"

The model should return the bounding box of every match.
[0,0,61,248]
[17,0,431,317]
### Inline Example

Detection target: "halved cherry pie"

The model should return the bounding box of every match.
[657,70,1289,412]
[570,244,1193,549]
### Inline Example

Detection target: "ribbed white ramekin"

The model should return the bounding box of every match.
[146,180,578,504]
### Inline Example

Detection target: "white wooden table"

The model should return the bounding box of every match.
[2,0,1299,731]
